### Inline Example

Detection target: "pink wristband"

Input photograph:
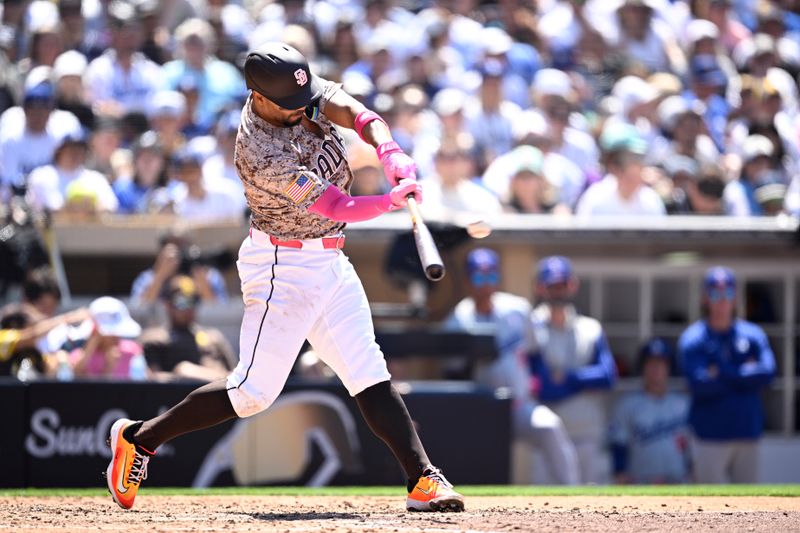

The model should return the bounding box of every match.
[354,110,388,143]
[376,140,402,160]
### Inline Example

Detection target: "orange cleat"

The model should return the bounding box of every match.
[105,418,154,510]
[406,466,465,512]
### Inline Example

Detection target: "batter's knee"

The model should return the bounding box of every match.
[226,386,276,418]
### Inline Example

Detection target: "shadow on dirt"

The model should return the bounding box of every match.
[239,511,363,521]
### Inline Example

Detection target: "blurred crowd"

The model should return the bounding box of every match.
[0,0,799,218]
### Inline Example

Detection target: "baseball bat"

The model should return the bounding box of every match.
[406,195,445,281]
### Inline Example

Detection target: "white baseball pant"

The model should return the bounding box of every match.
[226,229,392,417]
[691,438,759,483]
[514,400,581,485]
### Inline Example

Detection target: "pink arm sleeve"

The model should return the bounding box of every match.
[308,185,394,222]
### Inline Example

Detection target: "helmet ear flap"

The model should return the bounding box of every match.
[304,99,320,120]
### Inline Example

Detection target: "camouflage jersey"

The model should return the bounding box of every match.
[235,80,353,240]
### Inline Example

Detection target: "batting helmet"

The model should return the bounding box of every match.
[244,42,323,110]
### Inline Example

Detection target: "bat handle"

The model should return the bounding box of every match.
[406,194,422,224]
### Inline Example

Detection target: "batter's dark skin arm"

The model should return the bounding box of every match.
[321,90,394,147]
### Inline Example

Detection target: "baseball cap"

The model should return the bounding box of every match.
[148,90,187,120]
[639,337,672,361]
[24,81,55,103]
[164,275,200,310]
[537,256,573,286]
[663,154,699,178]
[55,129,89,152]
[754,182,787,209]
[23,65,55,102]
[244,42,323,110]
[108,0,140,28]
[89,297,142,338]
[599,122,648,155]
[53,50,88,80]
[466,248,500,287]
[611,76,657,115]
[741,134,774,162]
[753,33,777,57]
[512,145,544,176]
[657,95,706,133]
[638,337,673,371]
[685,18,719,45]
[512,111,549,142]
[132,130,163,155]
[482,27,512,56]
[432,88,467,117]
[466,248,500,275]
[703,266,736,292]
[533,69,572,98]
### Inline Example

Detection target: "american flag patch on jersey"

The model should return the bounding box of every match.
[285,173,317,203]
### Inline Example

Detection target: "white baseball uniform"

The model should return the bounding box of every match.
[225,81,391,417]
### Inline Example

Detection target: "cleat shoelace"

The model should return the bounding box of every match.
[128,451,150,486]
[422,467,453,489]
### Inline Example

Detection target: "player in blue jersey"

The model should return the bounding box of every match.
[678,266,776,483]
[610,338,690,484]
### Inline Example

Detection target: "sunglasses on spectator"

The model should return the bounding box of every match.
[470,271,500,287]
[707,286,735,302]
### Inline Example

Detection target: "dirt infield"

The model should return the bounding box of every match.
[2,495,800,532]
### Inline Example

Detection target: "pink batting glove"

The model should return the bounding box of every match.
[388,179,423,210]
[377,141,417,187]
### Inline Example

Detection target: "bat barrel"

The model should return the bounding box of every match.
[406,196,446,281]
[425,263,445,281]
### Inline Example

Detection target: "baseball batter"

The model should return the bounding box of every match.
[104,43,464,512]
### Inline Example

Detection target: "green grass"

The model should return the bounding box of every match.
[2,485,800,498]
